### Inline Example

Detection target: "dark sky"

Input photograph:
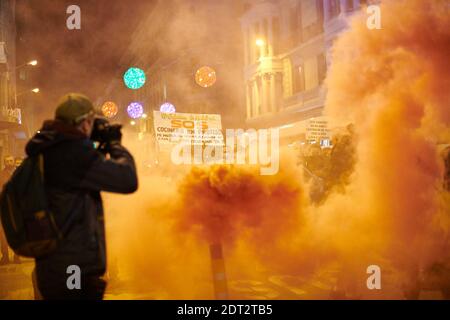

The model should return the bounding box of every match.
[16,0,156,124]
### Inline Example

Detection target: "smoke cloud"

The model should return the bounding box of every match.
[105,0,450,299]
[324,0,450,274]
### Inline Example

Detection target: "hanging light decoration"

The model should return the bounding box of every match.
[127,102,144,119]
[101,101,118,118]
[195,66,216,88]
[160,102,176,113]
[123,67,146,90]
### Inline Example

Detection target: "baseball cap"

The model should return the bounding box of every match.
[55,93,96,125]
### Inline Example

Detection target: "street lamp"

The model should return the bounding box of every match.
[256,38,266,59]
[17,87,40,97]
[15,60,38,70]
[255,39,265,47]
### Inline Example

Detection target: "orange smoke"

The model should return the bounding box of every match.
[105,0,450,299]
[324,0,450,277]
[173,163,304,245]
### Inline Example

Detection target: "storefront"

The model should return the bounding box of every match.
[0,105,26,168]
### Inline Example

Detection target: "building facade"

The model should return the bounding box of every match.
[0,0,22,163]
[240,0,372,144]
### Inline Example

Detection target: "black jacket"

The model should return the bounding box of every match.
[25,120,138,292]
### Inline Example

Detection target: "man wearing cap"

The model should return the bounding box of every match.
[26,93,138,300]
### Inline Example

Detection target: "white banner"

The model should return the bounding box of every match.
[306,116,330,141]
[153,111,223,146]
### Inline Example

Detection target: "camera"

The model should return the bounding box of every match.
[90,116,122,145]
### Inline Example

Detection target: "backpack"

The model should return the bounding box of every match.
[0,154,61,258]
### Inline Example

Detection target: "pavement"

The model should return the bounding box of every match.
[0,258,35,300]
[0,258,446,300]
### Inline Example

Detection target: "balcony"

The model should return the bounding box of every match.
[284,85,326,112]
[0,106,22,127]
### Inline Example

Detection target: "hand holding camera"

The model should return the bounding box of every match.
[90,117,123,152]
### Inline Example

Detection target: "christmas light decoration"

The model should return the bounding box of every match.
[101,101,118,118]
[123,67,146,90]
[127,102,144,119]
[195,66,216,88]
[160,102,176,113]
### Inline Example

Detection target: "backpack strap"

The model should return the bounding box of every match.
[35,153,63,240]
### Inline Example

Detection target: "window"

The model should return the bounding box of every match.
[262,18,269,56]
[293,64,305,94]
[346,0,354,11]
[257,77,262,115]
[272,17,280,55]
[282,58,293,97]
[301,0,323,41]
[301,0,318,29]
[253,22,260,63]
[317,0,325,23]
[304,57,319,90]
[247,84,253,118]
[245,28,251,64]
[318,53,327,84]
[289,4,301,46]
[330,0,341,18]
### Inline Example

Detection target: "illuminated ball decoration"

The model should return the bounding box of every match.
[195,66,216,88]
[123,67,146,90]
[160,102,176,113]
[101,101,118,118]
[127,102,144,119]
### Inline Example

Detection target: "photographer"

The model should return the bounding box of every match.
[25,93,138,300]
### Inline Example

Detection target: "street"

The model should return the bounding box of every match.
[1,258,446,300]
